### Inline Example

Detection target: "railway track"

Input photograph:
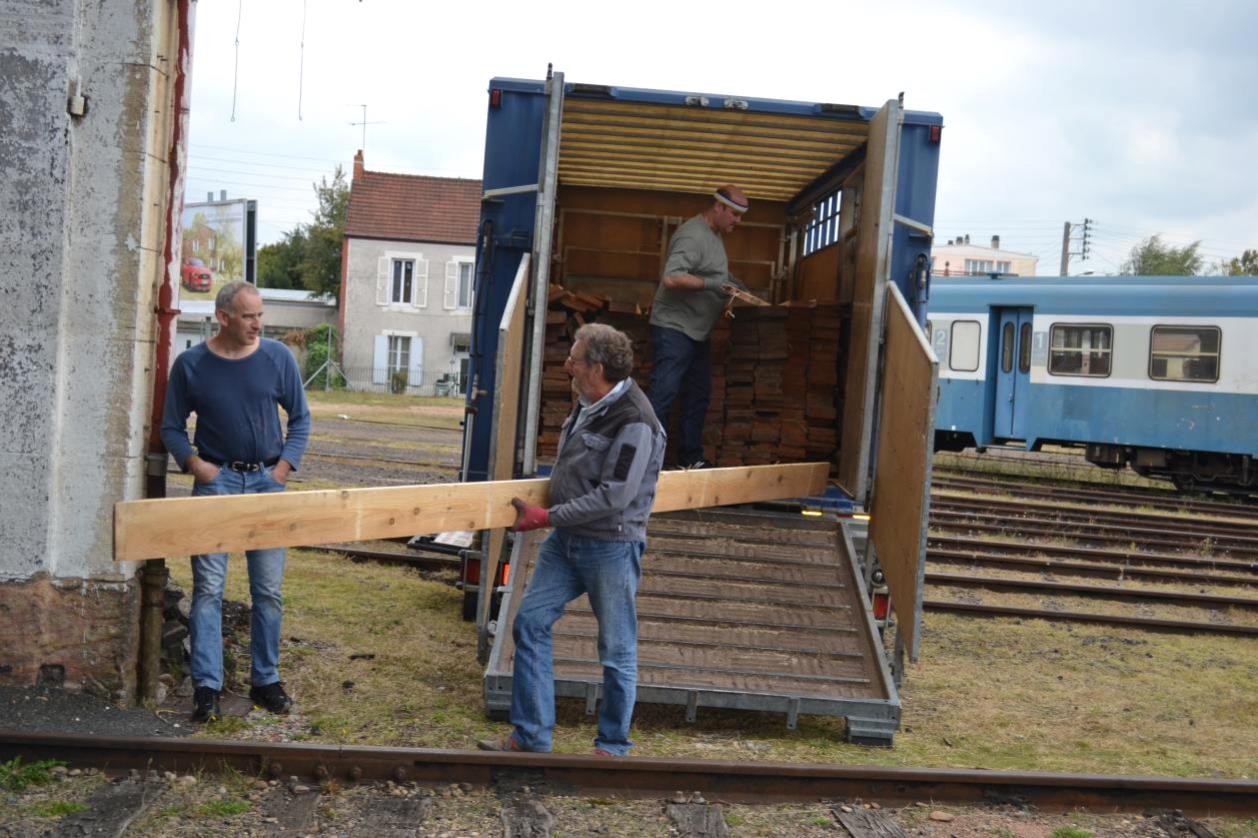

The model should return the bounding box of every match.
[930,509,1258,558]
[2,731,1255,816]
[932,471,1251,517]
[931,495,1258,541]
[928,534,1258,578]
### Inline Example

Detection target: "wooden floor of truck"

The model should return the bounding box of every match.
[484,507,900,744]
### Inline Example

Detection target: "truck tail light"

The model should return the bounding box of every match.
[873,591,891,621]
[490,88,502,109]
[464,556,481,586]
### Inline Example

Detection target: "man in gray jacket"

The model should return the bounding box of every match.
[478,323,666,756]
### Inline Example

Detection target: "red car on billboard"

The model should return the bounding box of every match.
[181,257,212,292]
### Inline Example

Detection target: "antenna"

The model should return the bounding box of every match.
[348,104,386,151]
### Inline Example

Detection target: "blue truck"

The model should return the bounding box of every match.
[457,70,944,744]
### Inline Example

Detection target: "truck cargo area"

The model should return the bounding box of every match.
[485,508,900,745]
[468,76,941,746]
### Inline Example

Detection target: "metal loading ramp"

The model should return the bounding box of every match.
[484,507,901,745]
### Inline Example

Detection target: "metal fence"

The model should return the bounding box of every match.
[304,364,468,398]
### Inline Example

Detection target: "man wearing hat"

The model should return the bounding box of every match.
[647,184,750,469]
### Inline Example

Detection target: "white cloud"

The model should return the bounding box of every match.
[185,0,1258,268]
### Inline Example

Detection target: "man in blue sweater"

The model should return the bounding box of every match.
[161,281,311,724]
[478,323,666,756]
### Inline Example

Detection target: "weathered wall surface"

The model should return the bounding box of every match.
[0,0,181,696]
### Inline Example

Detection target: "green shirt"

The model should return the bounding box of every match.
[649,215,745,341]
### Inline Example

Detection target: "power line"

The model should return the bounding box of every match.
[189,143,347,165]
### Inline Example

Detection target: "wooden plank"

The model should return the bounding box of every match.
[113,462,829,562]
[868,284,937,662]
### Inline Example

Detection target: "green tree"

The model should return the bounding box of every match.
[1221,248,1258,276]
[298,166,351,297]
[257,229,308,290]
[301,323,345,389]
[1119,235,1203,276]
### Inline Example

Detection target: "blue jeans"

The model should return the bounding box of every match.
[511,530,644,755]
[189,466,287,692]
[648,325,711,466]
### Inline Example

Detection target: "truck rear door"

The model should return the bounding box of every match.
[868,283,938,662]
[837,99,902,502]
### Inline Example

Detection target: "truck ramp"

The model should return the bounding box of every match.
[484,507,900,745]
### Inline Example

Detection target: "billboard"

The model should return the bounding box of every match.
[178,198,257,315]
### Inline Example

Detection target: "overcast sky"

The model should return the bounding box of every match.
[185,0,1258,275]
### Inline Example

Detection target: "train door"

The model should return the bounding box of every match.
[992,308,1033,439]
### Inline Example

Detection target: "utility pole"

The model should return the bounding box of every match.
[1059,218,1093,275]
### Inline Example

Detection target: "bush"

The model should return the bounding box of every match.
[390,369,409,394]
[302,323,345,390]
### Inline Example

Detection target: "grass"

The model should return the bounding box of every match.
[193,797,251,817]
[1051,827,1094,838]
[167,548,1258,778]
[0,758,63,792]
[28,800,88,817]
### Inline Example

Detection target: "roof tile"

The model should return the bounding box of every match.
[345,169,481,245]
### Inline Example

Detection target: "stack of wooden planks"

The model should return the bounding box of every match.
[537,291,843,473]
[710,303,842,468]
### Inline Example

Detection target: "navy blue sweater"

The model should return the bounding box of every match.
[161,339,311,471]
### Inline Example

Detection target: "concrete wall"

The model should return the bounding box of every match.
[342,236,474,394]
[0,0,183,696]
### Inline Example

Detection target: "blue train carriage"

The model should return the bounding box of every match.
[458,70,945,744]
[929,275,1258,495]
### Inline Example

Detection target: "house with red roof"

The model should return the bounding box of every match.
[339,150,481,395]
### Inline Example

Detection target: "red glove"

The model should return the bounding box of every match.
[511,497,551,532]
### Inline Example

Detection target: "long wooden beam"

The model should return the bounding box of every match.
[114,463,830,562]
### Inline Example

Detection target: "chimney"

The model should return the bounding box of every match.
[220,190,227,201]
[353,149,365,181]
[964,234,970,245]
[991,235,1000,250]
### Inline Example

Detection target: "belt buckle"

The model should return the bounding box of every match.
[229,460,259,473]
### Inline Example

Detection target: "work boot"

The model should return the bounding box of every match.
[476,733,526,752]
[249,681,293,715]
[190,686,220,724]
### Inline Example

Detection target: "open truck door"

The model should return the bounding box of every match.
[837,99,902,502]
[836,98,937,668]
[466,72,565,652]
[868,283,938,665]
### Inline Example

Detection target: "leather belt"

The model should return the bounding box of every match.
[201,456,280,473]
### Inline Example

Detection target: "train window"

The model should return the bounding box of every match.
[1048,324,1112,377]
[1000,323,1014,373]
[1018,322,1032,373]
[1149,325,1221,383]
[950,320,981,372]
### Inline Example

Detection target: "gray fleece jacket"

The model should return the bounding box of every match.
[548,379,666,542]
